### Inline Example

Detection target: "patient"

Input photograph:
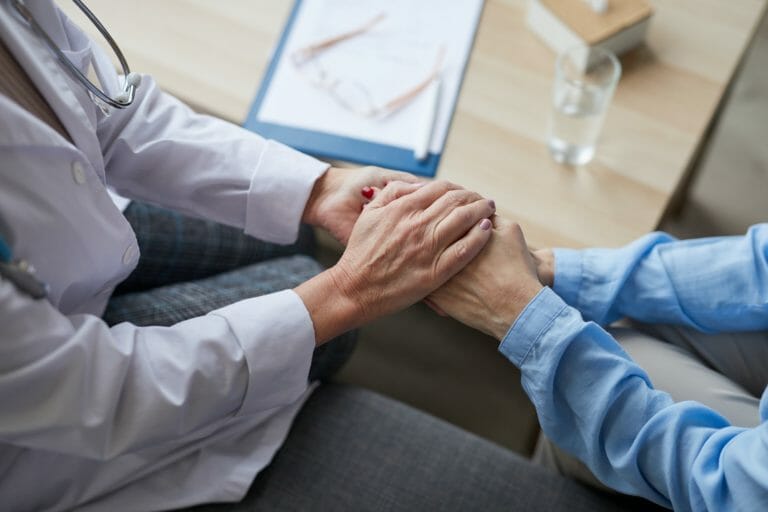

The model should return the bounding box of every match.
[429,218,768,511]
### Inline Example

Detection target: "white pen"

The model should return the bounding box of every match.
[413,77,442,162]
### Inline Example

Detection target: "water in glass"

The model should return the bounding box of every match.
[547,46,621,166]
[548,86,605,166]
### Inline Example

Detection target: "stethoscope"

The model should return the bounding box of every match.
[0,1,142,299]
[9,0,141,109]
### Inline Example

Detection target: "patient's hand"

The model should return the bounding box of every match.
[296,180,496,344]
[429,218,543,340]
[302,166,422,245]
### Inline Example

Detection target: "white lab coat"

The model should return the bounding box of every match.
[0,2,328,510]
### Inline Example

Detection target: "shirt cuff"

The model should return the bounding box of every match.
[498,287,569,367]
[244,140,329,244]
[552,248,583,310]
[210,290,315,415]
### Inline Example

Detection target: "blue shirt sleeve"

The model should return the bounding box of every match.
[552,224,768,332]
[501,288,768,511]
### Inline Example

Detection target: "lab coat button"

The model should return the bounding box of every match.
[122,245,137,265]
[71,161,87,184]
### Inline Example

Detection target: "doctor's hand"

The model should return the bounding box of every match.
[296,180,496,345]
[302,166,423,245]
[428,218,543,341]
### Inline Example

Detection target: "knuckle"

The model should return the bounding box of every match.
[458,190,481,206]
[454,241,468,260]
[408,216,424,233]
[456,206,474,226]
[443,180,459,190]
[444,189,465,207]
[432,180,455,193]
[383,182,409,202]
[389,181,409,193]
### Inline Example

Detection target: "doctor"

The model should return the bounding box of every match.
[0,1,497,510]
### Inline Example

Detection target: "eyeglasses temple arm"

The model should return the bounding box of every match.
[292,12,386,65]
[382,46,446,115]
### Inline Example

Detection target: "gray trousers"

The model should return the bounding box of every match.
[105,202,357,382]
[534,323,768,491]
[187,383,661,512]
[110,203,662,510]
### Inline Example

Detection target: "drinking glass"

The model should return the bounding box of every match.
[548,45,621,166]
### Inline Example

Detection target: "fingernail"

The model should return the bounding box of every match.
[489,199,496,210]
[480,218,492,231]
[361,187,374,199]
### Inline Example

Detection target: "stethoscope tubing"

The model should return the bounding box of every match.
[8,0,138,108]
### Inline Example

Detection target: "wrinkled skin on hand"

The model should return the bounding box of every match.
[296,180,496,344]
[302,166,422,245]
[429,217,543,340]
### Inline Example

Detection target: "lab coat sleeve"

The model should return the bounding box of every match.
[0,279,315,461]
[96,76,328,245]
[552,224,768,332]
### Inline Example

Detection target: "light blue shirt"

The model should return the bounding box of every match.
[500,224,768,511]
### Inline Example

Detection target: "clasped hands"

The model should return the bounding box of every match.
[297,166,554,345]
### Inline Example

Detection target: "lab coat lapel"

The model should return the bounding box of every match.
[0,1,106,180]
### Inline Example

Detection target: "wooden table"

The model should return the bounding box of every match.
[64,0,766,248]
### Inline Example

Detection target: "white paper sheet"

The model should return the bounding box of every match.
[257,0,484,154]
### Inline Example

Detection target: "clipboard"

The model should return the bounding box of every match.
[242,0,484,177]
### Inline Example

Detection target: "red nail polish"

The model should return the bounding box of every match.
[361,187,374,199]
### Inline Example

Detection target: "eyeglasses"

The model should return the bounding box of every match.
[290,13,445,119]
